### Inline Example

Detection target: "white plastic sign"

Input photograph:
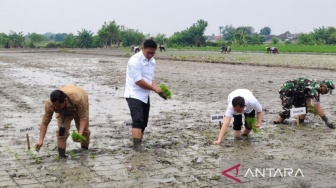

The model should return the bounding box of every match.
[124,120,133,128]
[210,114,224,122]
[16,125,39,135]
[290,107,306,117]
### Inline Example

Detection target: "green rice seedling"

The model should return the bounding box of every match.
[27,151,41,164]
[14,152,20,160]
[179,55,187,61]
[159,84,172,99]
[69,150,76,160]
[71,131,86,142]
[245,117,260,133]
[236,57,247,61]
[308,105,318,115]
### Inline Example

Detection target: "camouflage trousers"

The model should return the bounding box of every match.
[279,95,306,119]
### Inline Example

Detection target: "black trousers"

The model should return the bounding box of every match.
[126,97,150,133]
[232,110,255,131]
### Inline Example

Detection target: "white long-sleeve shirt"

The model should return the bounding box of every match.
[124,51,156,103]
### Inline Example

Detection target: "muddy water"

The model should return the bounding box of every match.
[0,50,336,187]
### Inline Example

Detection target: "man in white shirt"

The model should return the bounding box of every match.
[124,39,166,151]
[213,89,263,145]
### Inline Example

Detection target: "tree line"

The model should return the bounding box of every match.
[0,19,335,49]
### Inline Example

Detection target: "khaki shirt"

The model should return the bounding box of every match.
[41,85,89,125]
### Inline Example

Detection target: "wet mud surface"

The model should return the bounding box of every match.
[0,49,336,187]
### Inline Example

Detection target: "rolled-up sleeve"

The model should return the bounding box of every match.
[41,102,54,125]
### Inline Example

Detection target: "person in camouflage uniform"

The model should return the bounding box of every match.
[274,77,335,128]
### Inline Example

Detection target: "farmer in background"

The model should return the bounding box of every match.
[159,44,165,52]
[35,85,90,158]
[221,46,231,53]
[213,89,263,145]
[124,39,166,151]
[273,77,335,128]
[134,46,140,53]
[266,47,278,54]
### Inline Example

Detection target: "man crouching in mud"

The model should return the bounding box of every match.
[35,85,91,158]
[124,39,166,152]
[273,77,335,128]
[213,89,263,145]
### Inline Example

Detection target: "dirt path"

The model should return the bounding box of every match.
[0,50,335,187]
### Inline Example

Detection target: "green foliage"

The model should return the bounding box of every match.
[245,117,260,133]
[297,33,315,45]
[272,38,279,45]
[284,40,292,46]
[54,33,68,42]
[63,33,78,48]
[154,33,167,45]
[0,33,9,48]
[168,19,208,47]
[71,131,86,142]
[69,150,76,160]
[120,29,145,47]
[77,29,94,48]
[221,25,236,42]
[259,26,271,35]
[7,30,25,48]
[159,84,172,99]
[46,42,62,48]
[98,21,121,48]
[28,33,46,47]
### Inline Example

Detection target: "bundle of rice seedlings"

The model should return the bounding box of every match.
[245,117,260,133]
[308,105,318,115]
[71,131,86,142]
[159,84,172,99]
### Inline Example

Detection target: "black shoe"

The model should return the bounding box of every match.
[326,122,335,129]
[273,121,289,125]
[81,145,89,150]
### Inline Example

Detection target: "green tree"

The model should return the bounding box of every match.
[120,29,145,47]
[168,19,208,46]
[247,33,264,45]
[272,38,279,45]
[222,25,236,42]
[8,31,25,48]
[284,39,292,46]
[259,27,271,35]
[297,33,315,45]
[92,35,103,48]
[28,33,46,47]
[326,27,336,44]
[63,33,78,48]
[154,33,167,45]
[97,21,121,48]
[0,33,9,48]
[77,29,93,48]
[54,33,68,42]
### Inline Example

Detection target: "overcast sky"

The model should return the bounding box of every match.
[1,0,335,37]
